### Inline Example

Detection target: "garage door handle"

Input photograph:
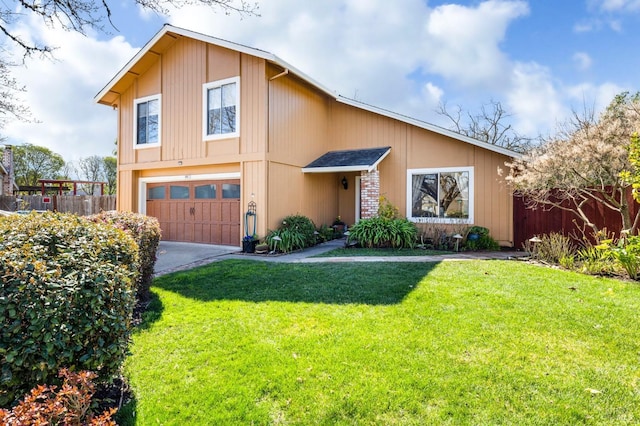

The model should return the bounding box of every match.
[190,207,195,216]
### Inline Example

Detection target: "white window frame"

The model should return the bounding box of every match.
[202,77,240,141]
[406,166,474,224]
[133,94,161,149]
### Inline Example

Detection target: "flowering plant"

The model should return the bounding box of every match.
[243,234,258,241]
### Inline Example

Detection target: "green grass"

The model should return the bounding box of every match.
[313,247,452,257]
[122,260,640,425]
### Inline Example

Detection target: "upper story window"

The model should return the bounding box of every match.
[203,77,239,141]
[406,167,474,224]
[134,94,161,148]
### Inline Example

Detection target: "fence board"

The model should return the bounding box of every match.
[0,195,116,216]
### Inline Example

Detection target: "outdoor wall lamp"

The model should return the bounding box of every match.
[341,176,348,190]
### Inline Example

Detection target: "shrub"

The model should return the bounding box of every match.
[348,217,417,249]
[266,214,316,253]
[377,195,400,219]
[527,232,576,264]
[600,235,640,280]
[316,224,335,243]
[464,226,500,251]
[0,369,116,425]
[0,212,138,407]
[90,211,161,300]
[576,245,617,276]
[416,224,467,251]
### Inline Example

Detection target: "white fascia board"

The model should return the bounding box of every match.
[302,165,371,173]
[336,97,523,160]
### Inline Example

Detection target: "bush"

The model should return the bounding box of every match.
[0,369,116,425]
[90,211,161,300]
[526,232,576,264]
[464,226,500,251]
[0,212,138,407]
[348,217,417,249]
[266,215,316,253]
[599,235,640,280]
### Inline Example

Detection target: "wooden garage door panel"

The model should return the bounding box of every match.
[146,179,240,245]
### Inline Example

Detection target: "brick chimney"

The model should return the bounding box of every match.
[2,145,15,195]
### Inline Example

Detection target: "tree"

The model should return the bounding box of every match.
[9,144,65,187]
[437,100,535,153]
[77,155,104,194]
[505,92,640,236]
[103,156,117,195]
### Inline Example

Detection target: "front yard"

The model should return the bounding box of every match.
[122,259,640,424]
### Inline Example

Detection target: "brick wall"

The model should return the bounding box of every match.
[360,169,380,218]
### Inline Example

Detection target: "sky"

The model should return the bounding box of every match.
[3,0,640,165]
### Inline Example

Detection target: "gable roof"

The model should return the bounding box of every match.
[302,147,391,173]
[95,24,522,159]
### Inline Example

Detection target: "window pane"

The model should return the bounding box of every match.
[137,116,147,144]
[222,183,240,199]
[206,83,236,136]
[170,185,190,199]
[439,172,469,219]
[411,174,438,217]
[147,186,165,200]
[195,184,217,199]
[147,113,158,144]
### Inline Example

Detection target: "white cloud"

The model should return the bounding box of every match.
[565,82,626,114]
[593,0,640,12]
[422,0,529,88]
[572,52,593,71]
[3,17,137,163]
[506,62,566,137]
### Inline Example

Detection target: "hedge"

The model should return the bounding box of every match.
[90,211,161,300]
[0,212,138,407]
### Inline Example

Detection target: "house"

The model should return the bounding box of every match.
[95,24,521,247]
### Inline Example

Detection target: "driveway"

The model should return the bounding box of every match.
[154,241,240,276]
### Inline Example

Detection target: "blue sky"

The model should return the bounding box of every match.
[4,0,640,164]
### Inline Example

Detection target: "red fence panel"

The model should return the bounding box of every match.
[513,189,640,249]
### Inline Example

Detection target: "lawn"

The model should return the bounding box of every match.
[121,259,640,425]
[312,247,451,257]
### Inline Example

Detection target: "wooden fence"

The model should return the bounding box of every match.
[513,190,640,249]
[0,195,116,216]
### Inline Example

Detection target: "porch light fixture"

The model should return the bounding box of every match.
[341,176,348,190]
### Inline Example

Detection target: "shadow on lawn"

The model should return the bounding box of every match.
[151,259,439,306]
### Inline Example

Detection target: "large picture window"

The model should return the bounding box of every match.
[407,167,473,223]
[203,77,239,140]
[134,95,161,148]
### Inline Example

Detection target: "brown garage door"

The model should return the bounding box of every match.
[146,179,241,246]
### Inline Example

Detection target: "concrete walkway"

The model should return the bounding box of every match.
[154,238,526,276]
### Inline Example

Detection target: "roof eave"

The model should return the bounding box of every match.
[302,165,373,173]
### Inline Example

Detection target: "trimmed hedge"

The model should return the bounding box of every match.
[0,212,138,407]
[90,211,161,300]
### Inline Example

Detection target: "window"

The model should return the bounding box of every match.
[195,184,217,199]
[147,186,165,200]
[203,77,239,140]
[170,185,190,199]
[134,95,161,148]
[222,183,240,199]
[407,167,473,223]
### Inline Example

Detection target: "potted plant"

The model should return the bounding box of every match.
[332,215,346,237]
[242,234,258,253]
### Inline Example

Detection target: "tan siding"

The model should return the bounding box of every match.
[268,72,329,166]
[162,37,206,161]
[119,89,135,166]
[136,59,161,98]
[206,45,240,82]
[240,55,267,155]
[242,160,268,237]
[268,162,303,228]
[117,170,134,212]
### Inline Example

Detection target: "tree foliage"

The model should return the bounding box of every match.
[8,143,65,187]
[505,92,640,235]
[437,99,534,153]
